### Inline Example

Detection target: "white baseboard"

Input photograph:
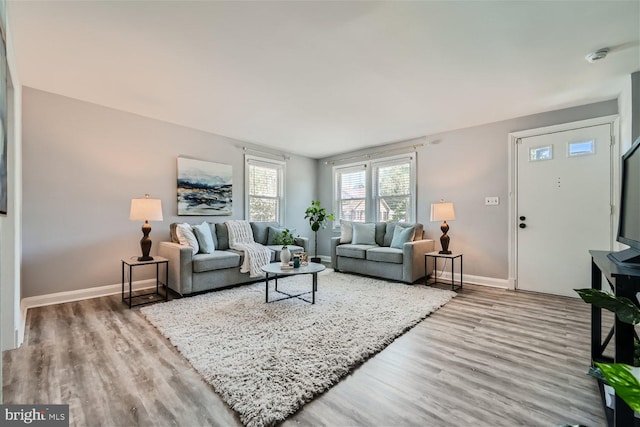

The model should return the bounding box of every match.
[318,255,331,263]
[19,279,157,346]
[21,279,157,310]
[433,271,509,289]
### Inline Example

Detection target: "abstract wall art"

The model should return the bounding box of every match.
[177,157,233,216]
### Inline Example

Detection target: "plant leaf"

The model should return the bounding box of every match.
[595,363,640,412]
[574,288,640,325]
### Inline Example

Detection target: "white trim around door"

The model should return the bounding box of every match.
[507,115,620,291]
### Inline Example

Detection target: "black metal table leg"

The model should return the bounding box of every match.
[164,261,169,301]
[128,264,133,309]
[121,260,125,302]
[312,273,316,304]
[265,273,269,303]
[460,254,463,289]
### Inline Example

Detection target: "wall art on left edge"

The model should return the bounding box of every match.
[177,157,233,216]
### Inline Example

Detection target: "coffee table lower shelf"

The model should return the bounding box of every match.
[261,262,326,305]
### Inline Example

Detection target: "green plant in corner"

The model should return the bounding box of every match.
[575,288,640,412]
[304,200,335,262]
[273,229,295,248]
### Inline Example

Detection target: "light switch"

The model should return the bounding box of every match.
[485,197,499,206]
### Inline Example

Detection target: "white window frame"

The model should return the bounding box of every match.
[372,155,417,223]
[332,153,416,228]
[245,155,285,224]
[333,162,369,227]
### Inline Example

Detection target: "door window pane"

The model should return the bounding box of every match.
[568,140,595,157]
[529,145,553,161]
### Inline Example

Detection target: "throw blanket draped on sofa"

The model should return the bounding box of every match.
[226,220,272,277]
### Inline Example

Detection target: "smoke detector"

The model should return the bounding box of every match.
[585,48,610,63]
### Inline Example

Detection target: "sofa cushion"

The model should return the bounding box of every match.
[215,223,230,250]
[384,222,423,246]
[352,223,377,245]
[207,223,219,249]
[390,225,415,249]
[366,247,404,264]
[375,222,387,246]
[267,226,297,246]
[176,223,199,254]
[336,244,378,259]
[339,220,353,243]
[194,221,216,254]
[251,222,280,245]
[192,251,241,273]
[169,223,180,243]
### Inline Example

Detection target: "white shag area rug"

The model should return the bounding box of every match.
[141,271,456,427]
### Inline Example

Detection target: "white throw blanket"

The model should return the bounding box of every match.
[226,220,272,278]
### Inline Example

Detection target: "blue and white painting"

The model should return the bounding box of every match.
[177,157,232,216]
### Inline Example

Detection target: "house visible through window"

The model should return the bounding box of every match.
[333,154,416,225]
[245,155,285,223]
[335,165,367,223]
[374,159,413,223]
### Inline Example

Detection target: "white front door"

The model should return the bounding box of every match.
[516,123,612,297]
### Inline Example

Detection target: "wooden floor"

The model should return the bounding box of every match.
[3,280,610,427]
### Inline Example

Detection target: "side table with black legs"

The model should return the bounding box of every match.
[424,251,463,291]
[121,256,169,308]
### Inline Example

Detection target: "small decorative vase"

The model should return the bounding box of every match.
[281,246,291,265]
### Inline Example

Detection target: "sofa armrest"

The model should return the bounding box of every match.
[402,239,435,283]
[158,241,193,295]
[294,236,309,253]
[330,237,341,270]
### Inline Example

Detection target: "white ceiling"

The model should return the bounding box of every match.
[8,1,640,159]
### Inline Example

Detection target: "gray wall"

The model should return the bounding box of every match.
[632,71,640,142]
[22,87,317,298]
[317,100,618,281]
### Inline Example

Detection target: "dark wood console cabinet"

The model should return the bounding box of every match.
[590,250,640,427]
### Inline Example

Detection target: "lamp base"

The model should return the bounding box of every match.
[438,250,452,255]
[137,256,154,262]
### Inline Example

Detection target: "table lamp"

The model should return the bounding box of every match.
[430,200,455,254]
[130,194,163,261]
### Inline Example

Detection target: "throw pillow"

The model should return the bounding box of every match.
[352,222,377,245]
[193,221,215,254]
[267,226,297,246]
[390,225,415,249]
[176,223,199,255]
[340,220,353,243]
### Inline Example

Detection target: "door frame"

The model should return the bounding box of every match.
[507,115,619,291]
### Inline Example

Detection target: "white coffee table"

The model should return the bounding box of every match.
[261,262,326,304]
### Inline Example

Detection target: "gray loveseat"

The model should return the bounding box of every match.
[331,222,434,283]
[159,221,308,295]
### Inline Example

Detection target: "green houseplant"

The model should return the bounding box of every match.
[273,228,295,247]
[304,200,335,263]
[274,228,295,265]
[575,288,640,412]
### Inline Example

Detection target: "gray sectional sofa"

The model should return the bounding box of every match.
[331,222,434,283]
[159,221,308,295]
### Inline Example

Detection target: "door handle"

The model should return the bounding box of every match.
[519,223,527,229]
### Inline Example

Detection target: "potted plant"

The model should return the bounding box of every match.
[575,288,640,412]
[304,200,335,263]
[274,228,295,265]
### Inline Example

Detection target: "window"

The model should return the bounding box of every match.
[334,165,367,223]
[529,145,553,161]
[568,140,595,157]
[245,155,285,223]
[333,154,416,225]
[373,158,414,223]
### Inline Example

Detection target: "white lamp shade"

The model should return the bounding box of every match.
[130,197,163,221]
[431,202,455,222]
